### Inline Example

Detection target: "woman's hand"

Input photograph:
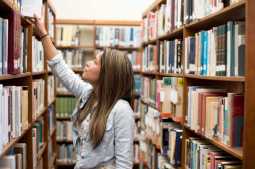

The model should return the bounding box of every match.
[33,14,48,40]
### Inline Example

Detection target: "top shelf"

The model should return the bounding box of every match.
[185,1,245,32]
[56,19,141,26]
[142,1,246,44]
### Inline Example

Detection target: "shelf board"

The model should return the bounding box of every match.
[37,143,47,161]
[56,159,76,166]
[157,72,184,77]
[184,125,243,160]
[56,91,75,97]
[185,1,245,31]
[56,116,71,121]
[96,45,140,51]
[185,74,245,82]
[158,27,184,40]
[142,38,157,46]
[32,71,46,77]
[56,45,95,50]
[0,124,32,158]
[0,72,32,81]
[57,139,73,144]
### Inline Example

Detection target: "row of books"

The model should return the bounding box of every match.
[0,142,27,169]
[141,40,184,74]
[185,137,242,169]
[56,25,94,46]
[185,21,245,76]
[56,121,72,141]
[56,97,77,118]
[0,85,29,153]
[95,26,141,47]
[127,51,141,72]
[32,79,45,120]
[142,0,242,42]
[48,75,55,104]
[57,144,76,163]
[62,49,94,69]
[187,87,244,147]
[159,39,183,73]
[142,45,157,72]
[141,77,183,118]
[142,0,183,41]
[0,16,29,75]
[184,0,242,24]
[160,122,183,167]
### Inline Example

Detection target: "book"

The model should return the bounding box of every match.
[32,79,45,120]
[185,21,245,76]
[56,97,77,118]
[56,121,73,141]
[32,37,44,72]
[20,0,43,18]
[96,26,141,47]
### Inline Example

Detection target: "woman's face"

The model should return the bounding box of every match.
[82,52,102,84]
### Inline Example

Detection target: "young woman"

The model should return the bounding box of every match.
[33,17,135,169]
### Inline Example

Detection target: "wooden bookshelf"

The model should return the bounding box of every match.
[0,1,57,169]
[0,72,32,81]
[184,125,243,160]
[137,0,254,168]
[0,124,32,157]
[56,19,141,26]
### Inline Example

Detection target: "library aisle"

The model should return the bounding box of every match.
[0,0,255,169]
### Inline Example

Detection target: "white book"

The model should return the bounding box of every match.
[21,0,43,18]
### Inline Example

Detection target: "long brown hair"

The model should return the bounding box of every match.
[78,48,134,148]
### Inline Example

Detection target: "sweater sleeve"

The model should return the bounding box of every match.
[113,100,135,169]
[48,51,93,98]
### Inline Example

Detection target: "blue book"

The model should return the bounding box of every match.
[174,129,183,167]
[200,32,204,75]
[203,31,208,76]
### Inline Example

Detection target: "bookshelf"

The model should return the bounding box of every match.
[135,0,254,169]
[0,0,57,169]
[54,19,141,168]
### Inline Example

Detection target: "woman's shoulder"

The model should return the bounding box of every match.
[111,99,134,118]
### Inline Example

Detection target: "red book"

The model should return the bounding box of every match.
[8,11,21,74]
[228,93,244,147]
